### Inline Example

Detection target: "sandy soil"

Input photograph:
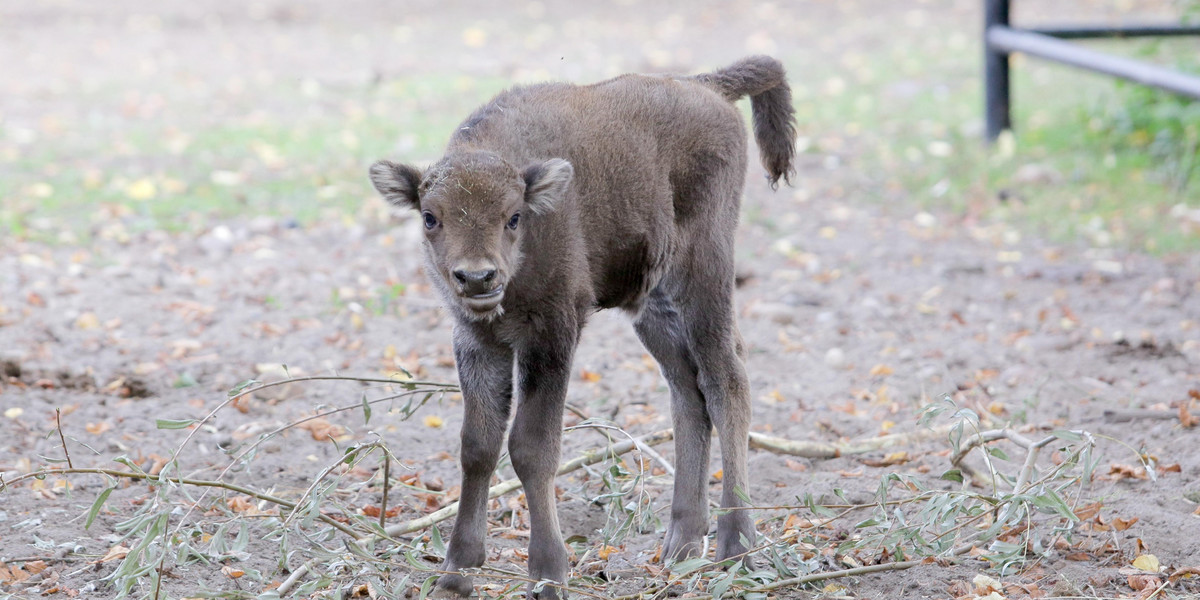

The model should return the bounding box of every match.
[2,1,1198,599]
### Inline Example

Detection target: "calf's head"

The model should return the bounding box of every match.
[369,150,573,319]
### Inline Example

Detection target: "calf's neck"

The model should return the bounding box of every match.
[368,55,796,599]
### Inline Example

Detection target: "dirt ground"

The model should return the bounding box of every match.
[2,1,1198,599]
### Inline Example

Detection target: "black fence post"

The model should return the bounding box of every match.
[984,0,1011,142]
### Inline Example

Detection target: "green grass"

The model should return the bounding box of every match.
[0,74,510,239]
[2,41,1197,253]
[782,36,1200,254]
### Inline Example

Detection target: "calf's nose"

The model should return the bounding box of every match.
[452,267,498,293]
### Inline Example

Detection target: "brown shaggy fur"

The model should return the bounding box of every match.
[369,55,796,599]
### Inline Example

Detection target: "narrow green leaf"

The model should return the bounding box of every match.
[430,523,446,555]
[361,393,372,423]
[227,379,261,397]
[156,418,197,430]
[940,469,964,483]
[668,556,711,575]
[112,455,146,474]
[1053,429,1083,442]
[709,567,738,599]
[172,372,198,388]
[733,485,751,504]
[86,485,116,529]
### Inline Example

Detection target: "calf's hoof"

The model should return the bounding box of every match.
[433,572,474,598]
[661,521,707,564]
[715,511,757,566]
[526,580,565,599]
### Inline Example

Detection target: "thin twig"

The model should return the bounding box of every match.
[747,543,973,596]
[1,467,360,539]
[218,386,443,481]
[380,454,391,530]
[55,408,72,469]
[367,429,675,543]
[283,442,384,530]
[569,421,676,476]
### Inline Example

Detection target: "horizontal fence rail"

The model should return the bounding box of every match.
[988,27,1200,98]
[1029,23,1200,39]
[983,0,1200,141]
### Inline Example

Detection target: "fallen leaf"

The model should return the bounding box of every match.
[75,312,100,330]
[1180,401,1198,428]
[1113,516,1139,531]
[1132,554,1161,573]
[1073,501,1103,521]
[4,407,23,419]
[862,451,909,467]
[125,178,156,200]
[0,563,29,583]
[1106,463,1149,481]
[579,369,602,383]
[85,422,111,435]
[227,496,257,514]
[297,417,347,440]
[973,573,1002,594]
[461,26,487,47]
[423,415,444,429]
[1126,573,1160,591]
[221,565,245,579]
[946,580,971,597]
[868,363,894,377]
[98,545,130,563]
[1169,566,1200,582]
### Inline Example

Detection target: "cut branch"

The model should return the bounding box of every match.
[1102,408,1177,423]
[748,424,957,458]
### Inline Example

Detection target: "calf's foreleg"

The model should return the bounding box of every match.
[508,334,577,599]
[436,332,513,597]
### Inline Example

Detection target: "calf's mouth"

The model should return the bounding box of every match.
[461,285,505,313]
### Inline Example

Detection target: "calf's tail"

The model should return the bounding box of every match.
[693,55,797,188]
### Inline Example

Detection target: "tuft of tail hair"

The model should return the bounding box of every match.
[694,55,797,189]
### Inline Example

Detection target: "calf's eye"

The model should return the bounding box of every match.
[423,211,439,230]
[507,213,520,230]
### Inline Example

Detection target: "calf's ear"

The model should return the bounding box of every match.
[522,158,573,215]
[368,160,422,210]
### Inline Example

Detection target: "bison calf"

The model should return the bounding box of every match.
[369,56,796,598]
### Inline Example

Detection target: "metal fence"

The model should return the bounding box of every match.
[984,0,1200,141]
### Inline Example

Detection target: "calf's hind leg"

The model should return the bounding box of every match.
[633,288,712,562]
[676,237,756,562]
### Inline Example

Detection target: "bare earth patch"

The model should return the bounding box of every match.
[2,1,1198,599]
